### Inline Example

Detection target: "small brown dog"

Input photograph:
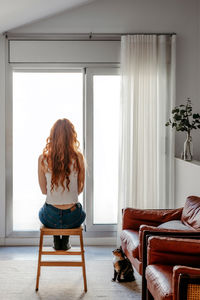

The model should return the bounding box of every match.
[112,247,135,282]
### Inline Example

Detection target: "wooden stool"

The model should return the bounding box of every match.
[35,226,87,292]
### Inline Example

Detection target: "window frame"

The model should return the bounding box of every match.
[84,67,119,232]
[6,63,119,239]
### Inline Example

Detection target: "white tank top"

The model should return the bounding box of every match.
[45,163,79,205]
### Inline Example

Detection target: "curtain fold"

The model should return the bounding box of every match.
[117,35,176,240]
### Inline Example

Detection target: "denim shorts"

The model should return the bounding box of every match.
[39,202,86,229]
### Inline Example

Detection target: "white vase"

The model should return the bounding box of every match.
[182,132,193,161]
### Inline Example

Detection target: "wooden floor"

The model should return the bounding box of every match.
[0,246,142,300]
[0,245,114,261]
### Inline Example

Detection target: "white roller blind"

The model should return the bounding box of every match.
[9,40,120,63]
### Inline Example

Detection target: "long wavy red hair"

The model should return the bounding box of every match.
[41,118,81,191]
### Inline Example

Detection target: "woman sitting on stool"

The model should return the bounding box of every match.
[38,118,86,250]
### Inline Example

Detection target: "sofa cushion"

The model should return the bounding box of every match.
[181,196,200,230]
[146,264,173,300]
[158,220,192,231]
[120,229,139,258]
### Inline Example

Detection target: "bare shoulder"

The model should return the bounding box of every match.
[38,154,47,174]
[38,154,43,162]
[77,151,83,159]
[77,152,84,165]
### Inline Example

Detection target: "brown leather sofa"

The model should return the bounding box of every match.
[120,196,200,299]
[146,236,200,300]
[121,196,200,275]
[120,196,200,275]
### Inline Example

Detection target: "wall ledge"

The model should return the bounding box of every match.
[175,157,200,166]
[175,157,200,208]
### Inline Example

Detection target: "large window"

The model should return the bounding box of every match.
[93,75,120,224]
[13,71,83,231]
[9,67,120,235]
[85,68,120,232]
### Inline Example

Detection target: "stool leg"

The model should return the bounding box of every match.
[80,231,87,292]
[35,231,43,291]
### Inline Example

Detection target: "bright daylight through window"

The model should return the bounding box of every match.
[12,71,120,231]
[93,75,120,224]
[13,72,83,230]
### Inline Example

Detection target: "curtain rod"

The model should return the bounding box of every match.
[4,32,176,41]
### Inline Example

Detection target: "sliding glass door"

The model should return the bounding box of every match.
[8,67,120,235]
[12,71,83,231]
[85,68,120,231]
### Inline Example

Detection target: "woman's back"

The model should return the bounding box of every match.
[45,162,78,205]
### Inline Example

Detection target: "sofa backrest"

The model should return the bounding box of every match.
[181,196,200,231]
[122,207,183,230]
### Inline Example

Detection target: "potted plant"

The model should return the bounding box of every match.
[166,98,200,161]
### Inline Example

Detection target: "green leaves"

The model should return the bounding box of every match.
[193,113,200,119]
[172,108,179,114]
[165,98,200,133]
[174,114,182,121]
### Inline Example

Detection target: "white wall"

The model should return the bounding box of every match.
[10,0,200,160]
[0,35,6,240]
[175,158,200,207]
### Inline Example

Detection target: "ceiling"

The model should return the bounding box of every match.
[0,0,94,33]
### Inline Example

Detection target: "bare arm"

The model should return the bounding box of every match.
[38,155,47,195]
[78,152,85,195]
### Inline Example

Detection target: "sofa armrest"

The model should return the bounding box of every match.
[122,207,183,230]
[173,266,200,300]
[142,232,200,300]
[139,225,157,261]
[138,224,195,262]
[147,236,200,266]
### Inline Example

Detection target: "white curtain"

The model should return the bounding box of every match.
[118,35,176,236]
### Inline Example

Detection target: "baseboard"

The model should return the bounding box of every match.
[0,236,116,246]
[0,237,5,245]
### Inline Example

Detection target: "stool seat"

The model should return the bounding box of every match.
[35,226,87,292]
[40,225,83,235]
